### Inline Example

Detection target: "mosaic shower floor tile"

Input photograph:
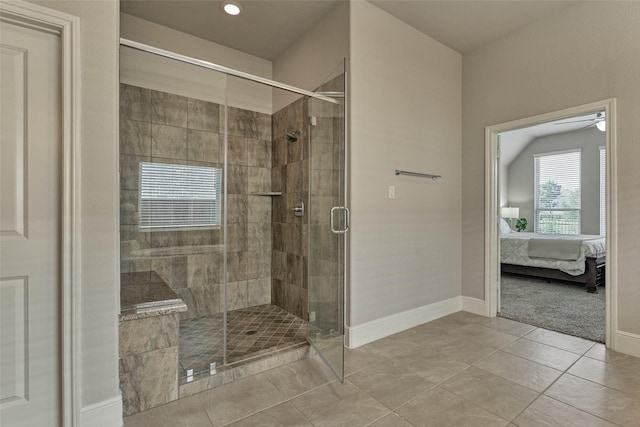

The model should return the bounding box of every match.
[179,304,308,375]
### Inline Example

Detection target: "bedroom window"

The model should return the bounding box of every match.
[600,146,606,235]
[534,149,581,234]
[139,162,222,230]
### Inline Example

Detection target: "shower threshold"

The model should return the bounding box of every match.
[178,304,308,377]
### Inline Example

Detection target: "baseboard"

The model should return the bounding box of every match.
[346,296,462,348]
[461,296,488,316]
[614,330,640,358]
[80,394,123,427]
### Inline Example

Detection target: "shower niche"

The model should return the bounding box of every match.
[118,42,346,415]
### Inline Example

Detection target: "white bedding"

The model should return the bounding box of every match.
[500,232,606,276]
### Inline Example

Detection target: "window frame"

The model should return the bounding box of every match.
[534,148,582,235]
[138,161,222,231]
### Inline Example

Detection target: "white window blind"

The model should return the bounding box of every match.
[600,146,606,236]
[534,150,581,234]
[139,162,221,229]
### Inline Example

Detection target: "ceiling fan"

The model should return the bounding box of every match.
[554,112,606,131]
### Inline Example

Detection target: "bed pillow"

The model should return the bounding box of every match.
[500,218,512,234]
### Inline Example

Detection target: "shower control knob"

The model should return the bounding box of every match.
[292,201,304,217]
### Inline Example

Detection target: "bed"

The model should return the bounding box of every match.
[500,219,606,293]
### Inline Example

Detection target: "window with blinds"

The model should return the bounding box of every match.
[600,146,606,236]
[139,162,222,229]
[534,149,581,234]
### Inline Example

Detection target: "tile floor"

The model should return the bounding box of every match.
[179,304,308,375]
[125,311,640,427]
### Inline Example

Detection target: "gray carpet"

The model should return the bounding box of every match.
[499,273,605,343]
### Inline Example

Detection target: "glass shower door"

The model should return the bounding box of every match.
[307,60,347,381]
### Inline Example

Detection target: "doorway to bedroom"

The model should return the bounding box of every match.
[485,100,616,345]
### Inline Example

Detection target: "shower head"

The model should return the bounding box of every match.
[285,129,301,142]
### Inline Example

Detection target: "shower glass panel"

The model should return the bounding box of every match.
[119,44,229,380]
[307,60,347,381]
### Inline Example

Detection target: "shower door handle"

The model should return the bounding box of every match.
[330,206,350,234]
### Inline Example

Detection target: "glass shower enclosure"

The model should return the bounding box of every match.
[308,62,347,380]
[119,38,347,385]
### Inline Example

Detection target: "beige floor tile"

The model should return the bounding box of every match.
[123,394,212,427]
[393,345,470,383]
[417,333,497,365]
[309,337,346,379]
[501,338,581,371]
[344,326,426,376]
[395,387,509,427]
[262,357,336,399]
[348,359,438,410]
[197,373,287,426]
[449,324,520,349]
[524,328,595,355]
[290,380,389,426]
[123,313,640,427]
[225,402,312,427]
[356,332,423,359]
[344,346,386,376]
[366,413,412,427]
[545,374,640,426]
[476,317,536,337]
[586,343,640,371]
[513,395,617,427]
[446,311,485,323]
[392,321,449,343]
[568,356,640,398]
[474,350,562,392]
[441,367,538,421]
[426,312,484,333]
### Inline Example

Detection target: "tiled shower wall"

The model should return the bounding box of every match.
[270,75,344,323]
[271,98,309,320]
[119,84,272,320]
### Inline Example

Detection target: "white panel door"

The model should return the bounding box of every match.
[0,20,62,426]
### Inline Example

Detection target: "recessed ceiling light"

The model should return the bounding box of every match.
[221,1,242,16]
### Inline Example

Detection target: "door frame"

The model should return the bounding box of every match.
[484,99,617,348]
[1,2,80,425]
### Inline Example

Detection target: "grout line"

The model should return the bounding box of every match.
[478,346,565,374]
[530,353,635,425]
[506,355,581,426]
[469,331,593,423]
[362,411,394,427]
[518,334,595,356]
[508,395,536,426]
[543,390,618,425]
[541,393,625,426]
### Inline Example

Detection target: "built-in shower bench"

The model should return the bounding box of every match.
[120,271,187,321]
[119,271,187,416]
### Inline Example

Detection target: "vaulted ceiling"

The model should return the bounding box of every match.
[120,0,579,60]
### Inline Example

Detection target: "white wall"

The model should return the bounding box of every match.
[29,0,122,422]
[498,131,531,207]
[507,128,604,234]
[349,2,462,332]
[462,2,640,340]
[272,2,349,112]
[120,14,273,114]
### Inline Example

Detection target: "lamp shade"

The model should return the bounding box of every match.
[501,207,520,219]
